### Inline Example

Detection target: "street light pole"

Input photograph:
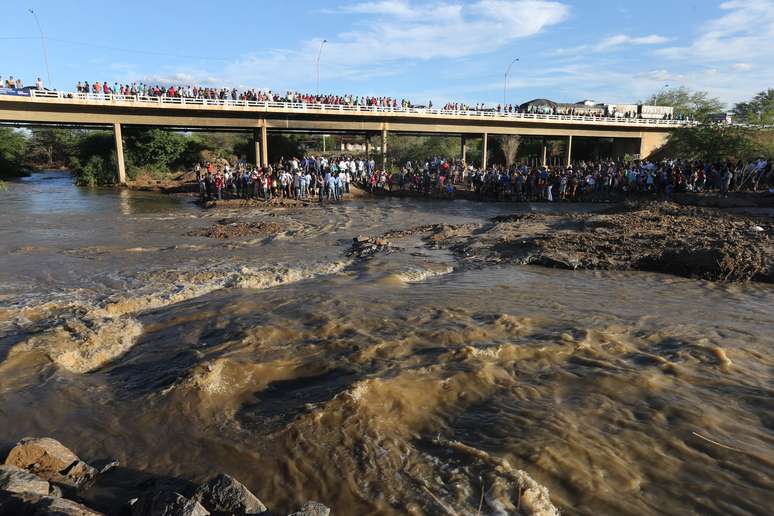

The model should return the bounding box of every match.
[315,39,327,97]
[503,57,519,110]
[28,9,52,89]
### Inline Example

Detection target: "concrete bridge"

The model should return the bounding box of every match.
[0,90,685,184]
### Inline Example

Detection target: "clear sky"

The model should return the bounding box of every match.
[3,0,773,108]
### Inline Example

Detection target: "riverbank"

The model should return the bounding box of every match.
[360,200,774,284]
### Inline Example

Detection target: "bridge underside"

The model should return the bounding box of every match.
[0,98,670,184]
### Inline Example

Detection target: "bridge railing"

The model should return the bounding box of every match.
[26,90,690,126]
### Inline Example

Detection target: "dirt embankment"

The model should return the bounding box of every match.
[394,202,774,283]
[187,218,283,239]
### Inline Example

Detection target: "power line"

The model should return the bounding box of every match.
[48,38,234,62]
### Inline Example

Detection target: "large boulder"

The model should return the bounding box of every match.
[130,491,210,516]
[288,501,330,516]
[4,438,97,489]
[4,438,79,473]
[0,464,50,495]
[191,473,266,515]
[0,490,104,515]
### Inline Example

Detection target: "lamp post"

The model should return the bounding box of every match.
[315,39,327,97]
[28,9,52,89]
[503,57,519,110]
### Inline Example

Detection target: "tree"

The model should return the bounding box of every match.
[499,135,521,167]
[665,124,759,162]
[124,128,187,170]
[0,127,29,178]
[734,89,774,126]
[644,87,724,122]
[26,128,78,168]
[386,135,461,167]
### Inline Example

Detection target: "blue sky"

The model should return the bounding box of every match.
[4,0,773,107]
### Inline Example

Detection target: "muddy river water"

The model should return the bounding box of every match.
[1,171,772,515]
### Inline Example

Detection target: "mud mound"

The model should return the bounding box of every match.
[427,201,774,283]
[188,219,283,239]
[347,236,392,259]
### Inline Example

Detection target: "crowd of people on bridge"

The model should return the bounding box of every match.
[3,72,683,120]
[1,75,44,90]
[73,81,418,109]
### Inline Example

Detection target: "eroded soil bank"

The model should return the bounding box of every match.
[389,201,774,283]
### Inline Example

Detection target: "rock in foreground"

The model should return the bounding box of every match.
[130,491,210,516]
[0,464,50,496]
[288,501,331,516]
[0,490,104,515]
[4,437,97,489]
[192,473,266,515]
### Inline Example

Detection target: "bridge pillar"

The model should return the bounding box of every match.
[460,136,467,165]
[566,135,573,167]
[482,133,488,169]
[639,132,669,159]
[253,128,261,166]
[260,125,268,167]
[381,128,388,170]
[541,138,548,167]
[113,122,126,185]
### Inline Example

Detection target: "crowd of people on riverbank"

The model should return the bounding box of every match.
[194,156,376,203]
[194,153,771,205]
[362,156,773,201]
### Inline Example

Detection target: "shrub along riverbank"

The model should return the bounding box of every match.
[0,127,309,186]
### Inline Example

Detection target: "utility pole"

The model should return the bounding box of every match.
[503,57,519,110]
[315,39,327,96]
[29,9,52,88]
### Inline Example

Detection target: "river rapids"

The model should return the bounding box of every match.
[0,172,772,515]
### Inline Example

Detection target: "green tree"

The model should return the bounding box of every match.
[386,135,461,168]
[0,127,29,178]
[734,89,774,125]
[644,87,725,122]
[26,128,78,168]
[665,124,758,161]
[67,131,118,186]
[124,128,187,170]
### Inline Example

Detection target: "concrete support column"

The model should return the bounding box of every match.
[113,122,126,185]
[460,136,467,165]
[482,133,488,170]
[566,135,573,167]
[260,124,268,167]
[365,136,370,159]
[381,128,388,170]
[541,138,548,167]
[253,128,261,166]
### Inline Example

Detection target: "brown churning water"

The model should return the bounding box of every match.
[1,171,772,514]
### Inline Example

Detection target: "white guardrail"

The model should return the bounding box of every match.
[25,89,690,127]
